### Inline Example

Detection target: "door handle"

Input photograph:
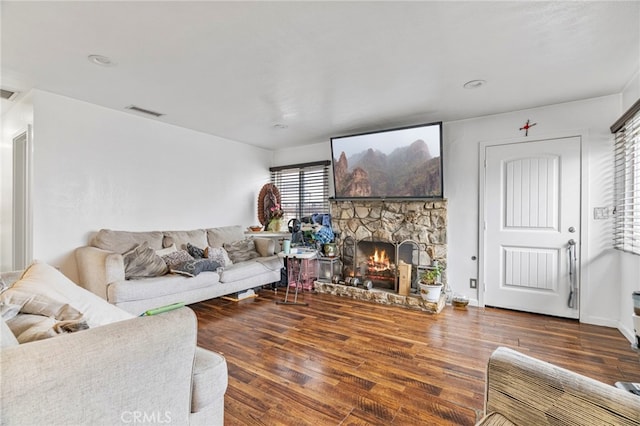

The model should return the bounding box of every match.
[567,239,577,309]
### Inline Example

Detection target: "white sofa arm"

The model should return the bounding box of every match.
[1,308,201,426]
[75,246,125,301]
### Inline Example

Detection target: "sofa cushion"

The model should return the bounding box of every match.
[192,347,228,413]
[92,229,164,253]
[107,272,221,304]
[205,247,233,267]
[163,230,208,251]
[218,257,281,283]
[223,238,260,263]
[2,261,133,328]
[123,242,169,279]
[207,225,244,248]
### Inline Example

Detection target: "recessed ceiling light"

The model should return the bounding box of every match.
[463,79,486,89]
[88,54,115,67]
[273,123,288,129]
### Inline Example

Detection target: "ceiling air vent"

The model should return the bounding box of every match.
[1,89,19,101]
[125,105,164,117]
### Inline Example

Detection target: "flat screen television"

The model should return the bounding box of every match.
[330,121,443,199]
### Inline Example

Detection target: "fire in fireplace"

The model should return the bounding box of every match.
[357,241,396,290]
[368,248,391,272]
[342,238,423,293]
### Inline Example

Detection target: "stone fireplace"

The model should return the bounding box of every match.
[328,199,447,293]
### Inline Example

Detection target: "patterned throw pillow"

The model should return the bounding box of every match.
[123,242,169,279]
[155,243,177,257]
[223,238,260,263]
[205,246,233,267]
[170,259,221,277]
[187,243,206,259]
[161,250,194,268]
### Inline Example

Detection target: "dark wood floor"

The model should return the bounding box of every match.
[190,288,640,426]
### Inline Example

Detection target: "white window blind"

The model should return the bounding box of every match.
[612,99,640,255]
[270,161,330,223]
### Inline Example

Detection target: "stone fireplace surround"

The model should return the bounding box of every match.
[317,199,447,311]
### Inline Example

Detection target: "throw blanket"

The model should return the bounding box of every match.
[1,290,89,342]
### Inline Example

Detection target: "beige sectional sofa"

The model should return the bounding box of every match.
[1,263,228,426]
[75,225,283,315]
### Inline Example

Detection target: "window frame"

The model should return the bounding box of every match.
[611,98,640,255]
[269,161,330,224]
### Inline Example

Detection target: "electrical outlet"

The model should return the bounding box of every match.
[470,278,477,289]
[593,207,608,220]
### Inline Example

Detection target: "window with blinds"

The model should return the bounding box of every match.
[270,161,330,224]
[611,99,640,255]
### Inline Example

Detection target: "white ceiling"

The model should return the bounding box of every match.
[2,1,638,150]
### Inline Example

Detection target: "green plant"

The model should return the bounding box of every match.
[420,264,443,285]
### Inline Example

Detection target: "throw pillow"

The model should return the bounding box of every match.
[155,243,177,257]
[170,259,221,277]
[204,246,233,267]
[123,241,169,279]
[1,283,91,344]
[1,261,133,328]
[162,250,194,268]
[223,238,260,263]
[187,243,206,259]
[253,237,276,257]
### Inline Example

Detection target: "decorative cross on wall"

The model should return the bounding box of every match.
[519,119,537,136]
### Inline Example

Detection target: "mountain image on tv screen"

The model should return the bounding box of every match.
[331,123,443,198]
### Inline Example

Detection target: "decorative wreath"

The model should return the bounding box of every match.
[257,183,281,226]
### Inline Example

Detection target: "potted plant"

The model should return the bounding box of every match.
[266,204,285,232]
[419,263,444,302]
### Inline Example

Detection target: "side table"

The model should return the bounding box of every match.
[277,249,318,306]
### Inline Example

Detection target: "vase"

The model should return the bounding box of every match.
[419,283,443,302]
[267,218,284,232]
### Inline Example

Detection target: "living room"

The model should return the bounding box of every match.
[1,1,639,424]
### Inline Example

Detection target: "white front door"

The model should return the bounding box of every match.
[483,136,581,319]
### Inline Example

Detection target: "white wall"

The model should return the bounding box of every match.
[617,70,640,343]
[1,92,34,271]
[274,95,624,328]
[20,90,272,281]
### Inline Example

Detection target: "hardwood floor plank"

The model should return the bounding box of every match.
[192,290,640,425]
